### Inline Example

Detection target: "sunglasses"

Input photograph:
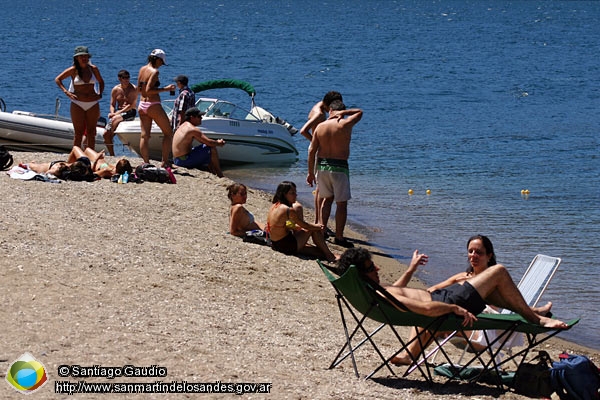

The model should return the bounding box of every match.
[364,262,376,273]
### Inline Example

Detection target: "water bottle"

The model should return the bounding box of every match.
[122,171,129,184]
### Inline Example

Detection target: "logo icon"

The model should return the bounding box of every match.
[5,353,48,394]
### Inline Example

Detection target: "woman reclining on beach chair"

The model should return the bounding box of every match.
[392,235,554,361]
[336,247,569,365]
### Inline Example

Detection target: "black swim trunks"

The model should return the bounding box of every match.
[429,282,486,315]
[121,109,137,120]
[271,232,297,256]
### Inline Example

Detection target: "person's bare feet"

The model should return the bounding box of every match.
[390,353,412,366]
[539,315,568,329]
[534,301,553,316]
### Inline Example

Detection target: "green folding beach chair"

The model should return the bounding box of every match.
[318,260,579,388]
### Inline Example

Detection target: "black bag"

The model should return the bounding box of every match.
[243,230,270,246]
[0,145,14,171]
[134,163,175,184]
[512,351,554,398]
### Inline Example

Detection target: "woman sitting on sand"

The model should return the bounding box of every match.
[227,183,263,237]
[266,181,338,262]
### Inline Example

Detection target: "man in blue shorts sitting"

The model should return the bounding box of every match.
[172,107,225,177]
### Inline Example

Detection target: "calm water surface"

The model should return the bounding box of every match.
[0,0,598,349]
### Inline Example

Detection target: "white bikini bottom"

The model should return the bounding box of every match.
[71,99,99,111]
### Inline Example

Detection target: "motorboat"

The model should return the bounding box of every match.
[115,79,299,165]
[0,97,105,153]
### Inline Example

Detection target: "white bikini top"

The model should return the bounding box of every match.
[72,74,98,85]
[69,67,98,93]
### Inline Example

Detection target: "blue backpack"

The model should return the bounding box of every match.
[550,353,600,400]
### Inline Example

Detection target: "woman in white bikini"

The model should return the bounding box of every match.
[55,46,104,150]
[136,49,176,167]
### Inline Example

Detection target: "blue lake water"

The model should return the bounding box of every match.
[0,0,598,349]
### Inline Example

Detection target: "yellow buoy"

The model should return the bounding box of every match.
[426,189,431,195]
[408,189,414,195]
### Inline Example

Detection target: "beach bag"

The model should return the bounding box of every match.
[134,163,176,184]
[243,229,270,246]
[0,145,14,171]
[551,353,600,400]
[512,350,554,398]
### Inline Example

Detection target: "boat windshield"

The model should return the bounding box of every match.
[163,98,215,118]
[195,99,215,112]
[204,100,260,121]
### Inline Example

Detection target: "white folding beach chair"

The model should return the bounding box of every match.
[434,254,562,367]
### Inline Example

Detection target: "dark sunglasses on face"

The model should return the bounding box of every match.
[364,262,376,273]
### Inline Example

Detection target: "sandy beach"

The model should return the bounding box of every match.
[1,151,598,399]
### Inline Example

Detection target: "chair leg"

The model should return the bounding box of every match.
[329,295,396,378]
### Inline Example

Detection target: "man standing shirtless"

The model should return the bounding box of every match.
[300,91,342,226]
[307,100,363,248]
[104,70,137,156]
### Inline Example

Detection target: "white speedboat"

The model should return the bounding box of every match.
[0,98,105,153]
[115,79,299,165]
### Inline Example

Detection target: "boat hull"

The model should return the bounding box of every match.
[116,118,298,165]
[0,110,104,153]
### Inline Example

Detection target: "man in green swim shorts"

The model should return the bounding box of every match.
[307,99,363,248]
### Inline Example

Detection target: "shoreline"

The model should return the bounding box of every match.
[1,150,598,399]
[229,166,598,354]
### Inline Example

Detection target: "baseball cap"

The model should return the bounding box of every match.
[185,107,205,118]
[74,46,92,57]
[150,49,167,65]
[174,75,189,85]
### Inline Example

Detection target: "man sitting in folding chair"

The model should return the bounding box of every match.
[337,247,570,365]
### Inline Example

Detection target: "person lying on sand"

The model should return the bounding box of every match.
[337,247,570,365]
[22,146,131,181]
[66,146,132,179]
[23,160,70,176]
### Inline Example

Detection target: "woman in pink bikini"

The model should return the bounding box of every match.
[136,49,176,167]
[55,46,104,150]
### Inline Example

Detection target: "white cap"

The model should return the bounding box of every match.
[150,49,167,65]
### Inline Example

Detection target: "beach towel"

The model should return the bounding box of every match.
[6,166,61,183]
